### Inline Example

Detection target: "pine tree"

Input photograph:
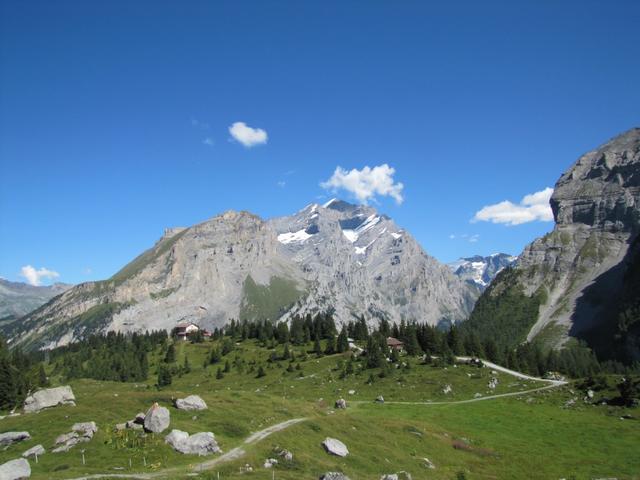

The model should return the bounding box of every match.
[216,367,224,379]
[313,336,323,357]
[337,327,349,353]
[256,365,266,378]
[164,344,176,363]
[224,360,231,373]
[183,355,191,374]
[157,365,172,387]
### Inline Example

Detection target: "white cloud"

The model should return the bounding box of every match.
[469,234,480,243]
[472,187,554,226]
[228,122,268,147]
[20,265,60,286]
[320,164,404,205]
[277,180,286,188]
[202,137,214,146]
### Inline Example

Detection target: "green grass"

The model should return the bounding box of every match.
[1,339,638,479]
[240,275,303,322]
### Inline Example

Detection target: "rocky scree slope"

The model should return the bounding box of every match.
[9,202,477,349]
[0,280,71,329]
[468,128,640,361]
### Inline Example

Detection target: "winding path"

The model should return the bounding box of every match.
[64,418,307,480]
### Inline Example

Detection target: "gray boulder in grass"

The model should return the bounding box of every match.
[164,430,221,455]
[23,386,75,413]
[174,395,208,411]
[0,458,31,479]
[319,473,351,480]
[144,403,171,433]
[22,445,45,459]
[0,432,31,447]
[322,437,349,457]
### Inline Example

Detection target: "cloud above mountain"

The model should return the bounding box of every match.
[20,265,60,286]
[472,187,554,226]
[321,164,404,204]
[228,122,268,147]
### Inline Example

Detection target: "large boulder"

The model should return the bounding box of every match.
[319,473,351,480]
[174,395,208,411]
[23,386,75,413]
[164,429,221,455]
[0,432,30,447]
[21,445,45,459]
[0,458,31,479]
[322,437,349,457]
[144,403,170,433]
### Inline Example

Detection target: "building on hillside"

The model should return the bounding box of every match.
[175,322,200,340]
[386,337,404,351]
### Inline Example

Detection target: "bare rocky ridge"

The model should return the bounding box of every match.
[448,253,517,290]
[10,201,477,349]
[484,128,640,354]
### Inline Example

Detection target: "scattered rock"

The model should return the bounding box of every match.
[322,437,349,457]
[422,457,436,469]
[442,385,452,395]
[23,386,75,413]
[488,377,499,390]
[144,403,170,433]
[115,423,127,431]
[134,412,146,424]
[0,458,30,479]
[263,458,278,468]
[474,393,482,398]
[126,421,143,430]
[335,398,347,409]
[375,396,385,404]
[381,474,412,480]
[277,449,293,461]
[319,473,351,480]
[175,395,208,411]
[348,390,356,395]
[52,421,97,453]
[164,430,221,455]
[587,389,595,399]
[564,398,577,408]
[22,445,45,459]
[0,432,31,447]
[241,464,253,473]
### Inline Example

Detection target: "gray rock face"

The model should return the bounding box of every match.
[175,395,207,411]
[23,386,75,413]
[12,202,477,349]
[144,403,170,433]
[0,432,30,447]
[322,437,349,457]
[21,445,45,459]
[0,458,30,480]
[164,430,221,455]
[319,473,351,480]
[476,128,640,356]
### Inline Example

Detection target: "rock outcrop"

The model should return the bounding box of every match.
[0,432,30,447]
[52,422,97,453]
[164,430,221,455]
[322,437,349,457]
[174,395,207,411]
[0,458,30,479]
[23,386,75,413]
[319,473,351,480]
[144,403,170,433]
[10,201,477,350]
[468,128,640,361]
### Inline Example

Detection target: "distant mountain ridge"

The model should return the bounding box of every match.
[448,253,517,289]
[0,279,72,325]
[9,200,478,350]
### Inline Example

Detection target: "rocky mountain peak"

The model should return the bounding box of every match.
[550,127,640,230]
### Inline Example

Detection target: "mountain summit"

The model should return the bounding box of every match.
[9,201,477,350]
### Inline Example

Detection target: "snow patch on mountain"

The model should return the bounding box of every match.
[277,229,314,244]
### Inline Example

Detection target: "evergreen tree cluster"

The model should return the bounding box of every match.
[51,330,167,383]
[0,336,49,410]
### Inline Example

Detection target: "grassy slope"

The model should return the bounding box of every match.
[0,340,637,479]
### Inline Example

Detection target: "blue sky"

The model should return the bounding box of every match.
[1,1,639,285]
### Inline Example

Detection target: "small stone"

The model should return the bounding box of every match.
[335,398,347,409]
[264,458,278,468]
[375,395,385,404]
